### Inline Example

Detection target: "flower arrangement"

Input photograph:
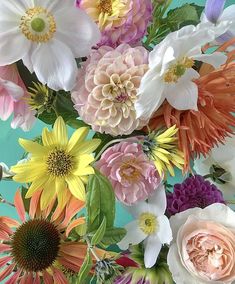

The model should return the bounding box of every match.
[1,0,235,283]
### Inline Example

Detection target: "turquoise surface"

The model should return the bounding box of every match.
[1,0,235,226]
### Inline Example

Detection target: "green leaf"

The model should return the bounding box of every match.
[66,118,90,129]
[86,170,115,232]
[21,186,30,214]
[101,228,126,246]
[77,250,92,284]
[91,216,107,246]
[166,4,203,30]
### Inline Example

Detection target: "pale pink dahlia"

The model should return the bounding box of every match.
[77,0,152,47]
[96,140,161,205]
[72,44,149,136]
[0,65,35,131]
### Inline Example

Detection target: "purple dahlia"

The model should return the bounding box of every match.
[167,175,225,216]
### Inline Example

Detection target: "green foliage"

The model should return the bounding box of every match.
[86,170,115,233]
[101,228,126,246]
[91,217,107,246]
[77,250,93,284]
[145,2,204,48]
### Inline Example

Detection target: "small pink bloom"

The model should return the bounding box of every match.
[168,204,235,284]
[96,140,161,205]
[0,65,35,131]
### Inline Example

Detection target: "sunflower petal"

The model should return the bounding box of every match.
[53,116,68,146]
[67,127,89,152]
[19,138,48,155]
[66,175,85,201]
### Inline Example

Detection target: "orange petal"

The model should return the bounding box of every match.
[14,190,26,222]
[43,270,54,284]
[52,267,68,284]
[0,264,15,282]
[65,217,85,237]
[29,190,41,219]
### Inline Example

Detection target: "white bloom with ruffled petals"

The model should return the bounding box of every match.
[118,184,172,268]
[0,0,100,91]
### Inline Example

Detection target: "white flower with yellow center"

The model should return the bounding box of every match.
[118,184,172,268]
[135,22,230,120]
[0,0,100,91]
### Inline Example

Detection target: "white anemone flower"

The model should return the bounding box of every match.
[135,22,230,120]
[118,184,172,268]
[0,0,100,91]
[194,136,235,205]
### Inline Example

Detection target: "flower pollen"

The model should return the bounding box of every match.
[138,213,158,235]
[98,0,113,15]
[164,57,194,83]
[47,149,73,177]
[20,7,56,43]
[119,161,141,183]
[11,219,60,272]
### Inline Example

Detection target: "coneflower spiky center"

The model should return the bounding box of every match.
[11,219,60,272]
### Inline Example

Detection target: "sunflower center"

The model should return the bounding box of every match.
[11,219,60,272]
[47,149,73,177]
[20,7,56,43]
[98,0,113,14]
[164,57,194,83]
[138,213,158,235]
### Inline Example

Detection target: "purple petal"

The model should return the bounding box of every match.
[205,0,226,23]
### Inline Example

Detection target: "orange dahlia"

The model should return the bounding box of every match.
[0,191,100,283]
[149,62,235,171]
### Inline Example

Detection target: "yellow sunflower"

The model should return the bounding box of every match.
[11,117,100,209]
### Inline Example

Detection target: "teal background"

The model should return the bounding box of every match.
[1,0,235,225]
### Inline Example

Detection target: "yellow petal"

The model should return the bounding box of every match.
[75,154,94,169]
[40,178,56,210]
[57,185,70,210]
[70,139,101,155]
[25,175,49,198]
[66,175,85,201]
[156,125,177,140]
[19,138,48,155]
[42,128,55,146]
[67,127,89,153]
[53,116,68,146]
[73,165,95,176]
[12,164,46,183]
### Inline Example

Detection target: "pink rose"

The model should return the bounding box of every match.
[95,140,162,205]
[168,204,235,284]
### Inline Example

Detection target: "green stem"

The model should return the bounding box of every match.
[203,174,212,179]
[93,138,125,163]
[84,237,100,262]
[0,198,15,207]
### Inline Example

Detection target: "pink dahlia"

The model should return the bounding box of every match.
[95,140,161,205]
[72,44,149,136]
[77,0,152,47]
[0,65,35,131]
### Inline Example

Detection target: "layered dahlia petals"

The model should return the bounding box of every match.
[72,44,149,136]
[95,141,161,205]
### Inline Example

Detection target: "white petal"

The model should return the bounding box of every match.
[135,72,165,120]
[167,244,205,284]
[0,78,24,101]
[127,201,152,219]
[165,69,199,111]
[144,235,162,268]
[157,215,172,244]
[148,183,167,216]
[220,5,235,22]
[31,39,77,91]
[0,162,14,178]
[160,46,176,76]
[169,208,202,242]
[117,220,146,250]
[54,7,100,57]
[193,52,227,68]
[0,30,31,66]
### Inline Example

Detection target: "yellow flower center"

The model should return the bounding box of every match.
[47,149,73,177]
[164,57,194,83]
[20,7,56,43]
[119,162,141,182]
[98,0,113,14]
[138,213,158,235]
